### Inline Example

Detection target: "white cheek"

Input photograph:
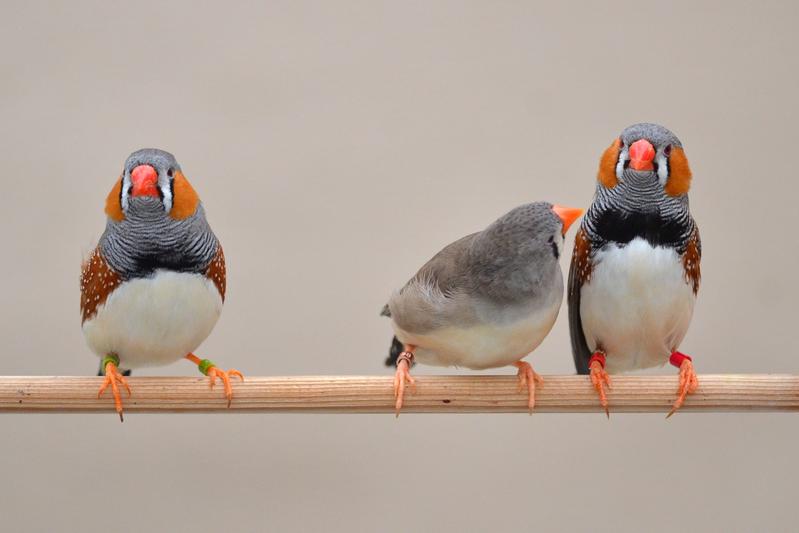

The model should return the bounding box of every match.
[159,176,173,212]
[656,154,669,186]
[120,178,131,211]
[615,147,628,179]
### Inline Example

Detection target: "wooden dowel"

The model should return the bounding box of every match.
[0,375,797,414]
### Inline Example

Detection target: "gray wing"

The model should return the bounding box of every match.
[410,233,477,294]
[384,233,479,335]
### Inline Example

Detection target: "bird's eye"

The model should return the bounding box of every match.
[167,168,174,177]
[664,145,672,157]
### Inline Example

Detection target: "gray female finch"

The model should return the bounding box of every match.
[80,149,240,420]
[568,123,701,416]
[383,202,583,414]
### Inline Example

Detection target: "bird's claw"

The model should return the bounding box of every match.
[514,361,543,414]
[393,357,416,417]
[667,359,698,418]
[97,361,131,422]
[206,366,244,407]
[589,360,612,418]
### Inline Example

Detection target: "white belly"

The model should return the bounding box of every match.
[579,238,695,372]
[82,270,223,369]
[393,296,561,370]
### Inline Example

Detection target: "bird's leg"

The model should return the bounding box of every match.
[588,351,612,417]
[513,360,543,414]
[667,352,698,418]
[97,354,131,422]
[393,346,416,417]
[185,353,244,407]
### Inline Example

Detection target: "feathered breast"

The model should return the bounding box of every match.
[81,244,226,324]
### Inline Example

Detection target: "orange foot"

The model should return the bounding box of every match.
[186,353,244,407]
[589,352,612,418]
[513,361,543,414]
[393,346,416,417]
[97,354,131,422]
[667,352,698,418]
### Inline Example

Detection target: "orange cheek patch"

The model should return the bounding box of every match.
[597,139,621,189]
[170,171,200,220]
[665,147,692,196]
[104,178,124,222]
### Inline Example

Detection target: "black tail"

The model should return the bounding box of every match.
[567,249,592,375]
[381,305,413,368]
[384,336,406,367]
[97,362,131,377]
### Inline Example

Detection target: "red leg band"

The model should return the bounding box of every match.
[589,352,606,368]
[670,351,692,368]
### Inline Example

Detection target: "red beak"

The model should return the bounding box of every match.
[130,165,159,197]
[552,205,584,235]
[629,139,655,171]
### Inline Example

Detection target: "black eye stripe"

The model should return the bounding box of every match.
[550,240,560,259]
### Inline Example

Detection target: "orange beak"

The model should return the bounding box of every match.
[552,205,584,235]
[629,139,655,171]
[130,165,159,197]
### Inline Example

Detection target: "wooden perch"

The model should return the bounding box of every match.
[0,375,797,414]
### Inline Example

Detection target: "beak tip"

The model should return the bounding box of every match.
[629,139,656,170]
[552,205,584,234]
[130,165,160,197]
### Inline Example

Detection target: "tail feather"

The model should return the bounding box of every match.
[381,303,402,367]
[568,246,592,375]
[384,336,405,367]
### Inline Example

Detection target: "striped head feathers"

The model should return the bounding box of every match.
[597,123,692,197]
[105,148,200,222]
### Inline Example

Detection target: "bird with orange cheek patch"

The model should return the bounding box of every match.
[81,149,240,421]
[567,123,701,417]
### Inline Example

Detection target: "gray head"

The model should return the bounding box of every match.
[100,149,216,278]
[468,202,583,302]
[598,122,693,197]
[480,202,583,260]
[105,148,203,222]
[119,148,182,214]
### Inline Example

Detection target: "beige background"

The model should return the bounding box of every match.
[1,1,797,531]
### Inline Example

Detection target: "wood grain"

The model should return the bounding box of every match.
[0,375,797,414]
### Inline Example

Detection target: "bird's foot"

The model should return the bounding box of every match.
[186,353,243,407]
[667,352,698,418]
[393,348,416,417]
[588,352,612,418]
[513,361,543,414]
[97,354,131,422]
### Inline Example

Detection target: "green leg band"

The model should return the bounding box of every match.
[102,354,120,370]
[197,358,215,376]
